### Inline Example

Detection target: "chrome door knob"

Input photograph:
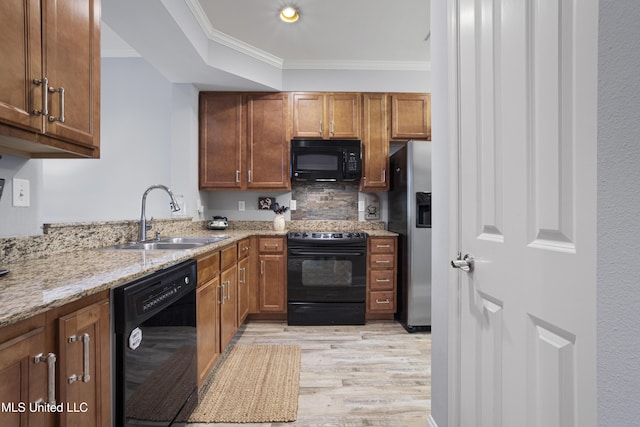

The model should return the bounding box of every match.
[451,253,475,272]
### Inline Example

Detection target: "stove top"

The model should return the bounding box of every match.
[287,231,368,241]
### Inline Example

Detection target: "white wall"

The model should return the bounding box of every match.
[0,155,43,237]
[597,1,640,424]
[42,57,181,224]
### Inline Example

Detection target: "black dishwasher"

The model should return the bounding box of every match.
[112,259,197,427]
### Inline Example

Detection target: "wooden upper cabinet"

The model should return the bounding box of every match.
[360,93,389,191]
[199,93,245,190]
[0,0,100,158]
[200,92,291,191]
[292,92,360,139]
[390,93,431,141]
[0,0,42,134]
[246,93,291,190]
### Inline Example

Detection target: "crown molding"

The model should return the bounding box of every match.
[184,0,430,72]
[184,0,284,68]
[284,60,431,71]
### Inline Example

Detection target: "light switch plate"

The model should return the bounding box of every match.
[0,178,5,201]
[238,201,245,211]
[13,178,30,207]
[358,200,365,212]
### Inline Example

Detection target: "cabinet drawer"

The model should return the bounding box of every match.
[369,238,396,254]
[369,270,395,291]
[220,244,238,270]
[369,253,395,269]
[368,291,395,312]
[197,251,220,286]
[237,238,251,260]
[258,237,284,253]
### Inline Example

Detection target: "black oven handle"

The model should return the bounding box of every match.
[289,250,365,257]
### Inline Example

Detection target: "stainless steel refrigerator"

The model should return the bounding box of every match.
[388,140,431,332]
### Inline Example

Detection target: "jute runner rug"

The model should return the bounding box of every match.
[188,344,301,423]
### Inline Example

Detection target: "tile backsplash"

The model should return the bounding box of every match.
[291,181,359,221]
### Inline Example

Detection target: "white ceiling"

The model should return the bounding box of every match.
[102,0,431,90]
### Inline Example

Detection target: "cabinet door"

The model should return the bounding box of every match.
[327,93,361,139]
[42,0,100,150]
[246,93,291,189]
[390,93,431,140]
[196,276,220,387]
[0,0,43,133]
[219,266,238,350]
[57,299,110,427]
[199,93,244,189]
[0,326,47,427]
[259,254,286,313]
[292,92,324,138]
[361,93,389,191]
[237,256,250,324]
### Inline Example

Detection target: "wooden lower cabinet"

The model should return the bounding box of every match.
[56,299,110,427]
[0,292,110,427]
[257,237,287,313]
[196,250,220,387]
[219,245,238,350]
[237,255,251,324]
[367,237,398,318]
[0,315,48,427]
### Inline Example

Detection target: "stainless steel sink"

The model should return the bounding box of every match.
[105,236,228,251]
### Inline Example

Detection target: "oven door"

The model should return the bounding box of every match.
[287,245,366,302]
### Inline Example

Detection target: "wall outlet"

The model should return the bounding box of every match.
[238,200,245,211]
[358,200,365,212]
[13,178,30,207]
[290,199,297,210]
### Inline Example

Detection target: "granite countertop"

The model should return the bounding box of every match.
[0,228,396,328]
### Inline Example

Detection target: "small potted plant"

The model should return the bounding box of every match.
[271,202,288,231]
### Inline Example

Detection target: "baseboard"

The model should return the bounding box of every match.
[428,414,438,427]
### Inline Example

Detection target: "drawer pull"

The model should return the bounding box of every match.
[376,244,391,248]
[375,299,391,304]
[375,260,391,264]
[376,278,391,283]
[263,243,279,249]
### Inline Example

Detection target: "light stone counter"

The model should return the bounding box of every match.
[0,221,395,327]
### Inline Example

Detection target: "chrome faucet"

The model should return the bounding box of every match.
[139,184,181,241]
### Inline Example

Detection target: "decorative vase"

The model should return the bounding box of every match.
[273,214,286,231]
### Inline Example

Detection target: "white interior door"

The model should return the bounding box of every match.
[452,0,598,426]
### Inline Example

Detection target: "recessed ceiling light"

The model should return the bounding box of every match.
[280,6,299,23]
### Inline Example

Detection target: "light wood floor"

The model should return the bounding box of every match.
[183,321,431,427]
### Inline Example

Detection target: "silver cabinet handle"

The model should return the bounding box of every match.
[32,77,49,116]
[239,267,246,284]
[263,243,279,249]
[375,299,391,304]
[248,170,251,183]
[375,260,391,264]
[319,120,323,135]
[82,333,90,382]
[383,169,386,183]
[217,284,223,304]
[34,352,57,404]
[235,170,240,183]
[451,253,475,272]
[376,278,391,283]
[376,244,391,249]
[260,260,265,275]
[220,281,226,304]
[225,280,231,300]
[330,120,334,135]
[48,86,65,123]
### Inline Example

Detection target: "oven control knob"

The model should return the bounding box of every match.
[302,232,309,238]
[346,233,352,238]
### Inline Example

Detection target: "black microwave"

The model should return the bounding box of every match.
[291,139,362,182]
